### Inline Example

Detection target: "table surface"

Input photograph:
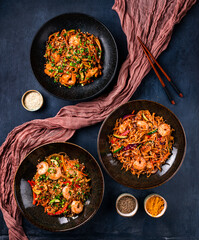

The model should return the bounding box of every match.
[0,0,199,239]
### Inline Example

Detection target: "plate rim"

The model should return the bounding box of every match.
[14,141,105,232]
[30,12,118,101]
[97,99,187,189]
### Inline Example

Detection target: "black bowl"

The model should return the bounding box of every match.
[14,142,104,231]
[30,13,118,101]
[97,100,186,189]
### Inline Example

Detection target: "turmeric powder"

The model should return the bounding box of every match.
[146,195,165,216]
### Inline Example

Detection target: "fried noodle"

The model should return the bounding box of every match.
[28,152,91,216]
[108,110,174,177]
[44,29,102,87]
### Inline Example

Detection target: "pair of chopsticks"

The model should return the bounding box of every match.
[137,36,183,105]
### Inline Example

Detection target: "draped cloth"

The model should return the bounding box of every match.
[0,0,196,239]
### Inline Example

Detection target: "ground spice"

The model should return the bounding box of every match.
[146,195,165,216]
[117,196,136,214]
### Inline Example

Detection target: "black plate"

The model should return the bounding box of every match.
[30,13,118,100]
[97,100,186,189]
[14,142,104,231]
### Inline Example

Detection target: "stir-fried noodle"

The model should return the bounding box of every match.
[28,153,91,216]
[44,29,102,87]
[109,110,174,177]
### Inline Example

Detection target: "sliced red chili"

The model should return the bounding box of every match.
[28,180,37,205]
[110,137,118,144]
[28,180,35,187]
[32,192,37,205]
[63,181,71,185]
[47,202,68,216]
[120,130,130,136]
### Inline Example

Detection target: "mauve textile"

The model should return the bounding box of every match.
[0,0,196,239]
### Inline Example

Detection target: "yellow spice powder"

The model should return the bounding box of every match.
[146,196,164,216]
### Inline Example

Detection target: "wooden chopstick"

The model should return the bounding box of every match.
[137,36,183,104]
[137,37,183,98]
[137,37,175,104]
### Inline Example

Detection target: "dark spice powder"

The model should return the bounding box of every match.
[117,196,136,214]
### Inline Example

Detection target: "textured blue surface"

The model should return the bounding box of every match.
[0,0,199,239]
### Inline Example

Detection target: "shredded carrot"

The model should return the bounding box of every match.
[61,155,68,172]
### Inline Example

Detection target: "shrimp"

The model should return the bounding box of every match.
[47,167,61,180]
[119,124,126,133]
[158,124,171,137]
[60,72,76,86]
[71,200,84,214]
[133,157,146,170]
[69,35,80,46]
[37,161,49,175]
[60,74,71,85]
[62,186,72,200]
[44,64,54,77]
[119,121,129,133]
[137,121,149,131]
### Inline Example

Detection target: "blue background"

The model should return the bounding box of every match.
[0,0,199,239]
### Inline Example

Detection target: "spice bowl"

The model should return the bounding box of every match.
[116,193,138,217]
[21,90,43,111]
[144,193,167,218]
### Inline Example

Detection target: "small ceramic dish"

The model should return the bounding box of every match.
[31,13,118,101]
[14,142,104,231]
[21,90,43,111]
[144,193,167,218]
[97,100,186,189]
[116,193,138,217]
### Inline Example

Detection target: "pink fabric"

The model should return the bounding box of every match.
[0,0,196,239]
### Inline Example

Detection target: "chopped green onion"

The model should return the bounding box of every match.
[113,146,124,153]
[49,199,60,205]
[142,113,149,121]
[147,129,158,135]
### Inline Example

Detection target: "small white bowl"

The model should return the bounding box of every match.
[116,193,138,217]
[144,193,167,218]
[21,90,43,111]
